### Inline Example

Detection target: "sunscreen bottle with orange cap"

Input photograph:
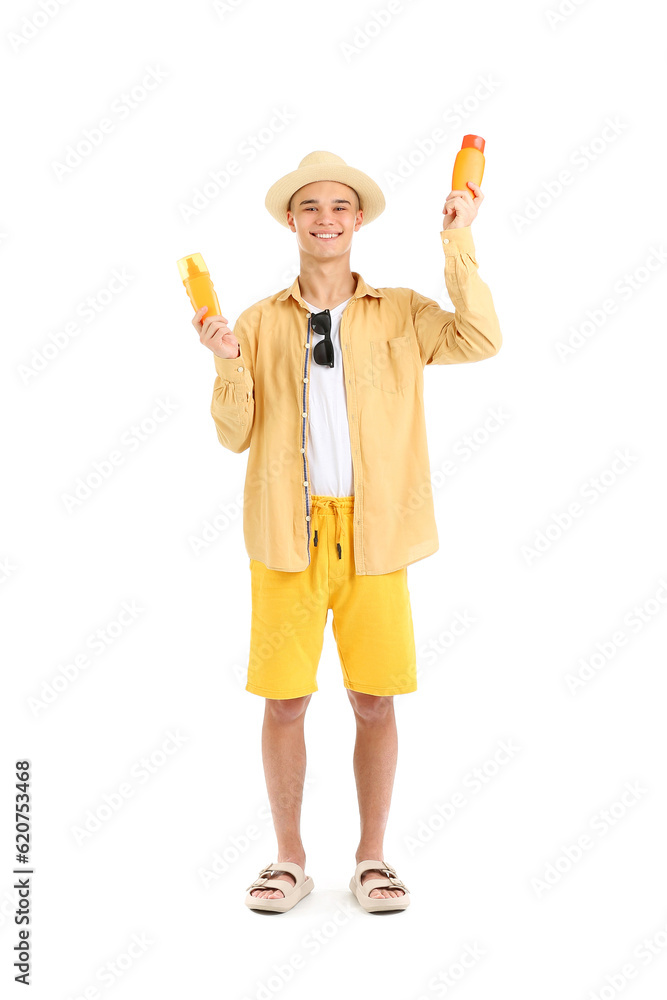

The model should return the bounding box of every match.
[177,253,221,318]
[451,135,485,198]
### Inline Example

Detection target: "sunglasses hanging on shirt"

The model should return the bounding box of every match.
[310,310,334,368]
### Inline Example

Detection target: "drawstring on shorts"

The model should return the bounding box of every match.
[310,496,353,561]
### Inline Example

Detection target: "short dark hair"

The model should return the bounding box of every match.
[288,188,360,215]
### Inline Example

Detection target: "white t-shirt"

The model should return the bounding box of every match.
[302,296,354,497]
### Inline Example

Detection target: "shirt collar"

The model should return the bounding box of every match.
[276,271,383,306]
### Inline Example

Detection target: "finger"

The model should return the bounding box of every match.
[449,191,473,205]
[201,317,229,335]
[200,326,231,347]
[449,193,472,209]
[194,306,229,323]
[202,325,230,347]
[443,191,470,211]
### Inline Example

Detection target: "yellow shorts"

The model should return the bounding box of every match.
[246,495,417,699]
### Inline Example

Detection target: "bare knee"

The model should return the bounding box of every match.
[347,690,394,722]
[265,694,311,723]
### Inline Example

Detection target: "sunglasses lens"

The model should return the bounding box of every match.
[313,340,333,365]
[311,311,333,366]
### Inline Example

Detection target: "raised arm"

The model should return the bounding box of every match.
[413,181,502,366]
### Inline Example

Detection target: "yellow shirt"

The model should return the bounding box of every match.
[210,225,502,575]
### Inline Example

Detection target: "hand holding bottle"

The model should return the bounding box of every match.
[178,252,238,358]
[192,306,240,359]
[442,180,483,230]
[443,134,485,230]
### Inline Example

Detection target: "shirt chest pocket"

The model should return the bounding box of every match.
[370,336,412,392]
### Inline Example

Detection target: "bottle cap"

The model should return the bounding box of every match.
[177,253,209,281]
[461,135,485,153]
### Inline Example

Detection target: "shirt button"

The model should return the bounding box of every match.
[300,448,305,454]
[237,366,244,372]
[303,377,308,383]
[302,411,307,417]
[303,481,308,487]
[443,237,449,244]
[306,515,310,520]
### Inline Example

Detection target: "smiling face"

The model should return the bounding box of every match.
[286,180,363,259]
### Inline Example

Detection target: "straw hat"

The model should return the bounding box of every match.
[265,150,386,228]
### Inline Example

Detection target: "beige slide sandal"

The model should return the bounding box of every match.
[349,860,411,912]
[245,860,314,912]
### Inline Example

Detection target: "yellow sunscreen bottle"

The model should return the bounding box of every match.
[177,253,220,318]
[451,135,485,197]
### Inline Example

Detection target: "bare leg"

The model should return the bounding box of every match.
[250,694,312,899]
[347,690,405,899]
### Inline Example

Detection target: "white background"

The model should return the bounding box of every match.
[2,0,667,997]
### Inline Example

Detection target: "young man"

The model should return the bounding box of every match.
[194,150,502,913]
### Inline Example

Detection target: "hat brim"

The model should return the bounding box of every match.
[265,162,385,228]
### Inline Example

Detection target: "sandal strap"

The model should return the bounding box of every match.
[383,872,408,889]
[355,859,409,893]
[355,858,388,877]
[246,877,295,893]
[361,875,409,893]
[245,860,304,892]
